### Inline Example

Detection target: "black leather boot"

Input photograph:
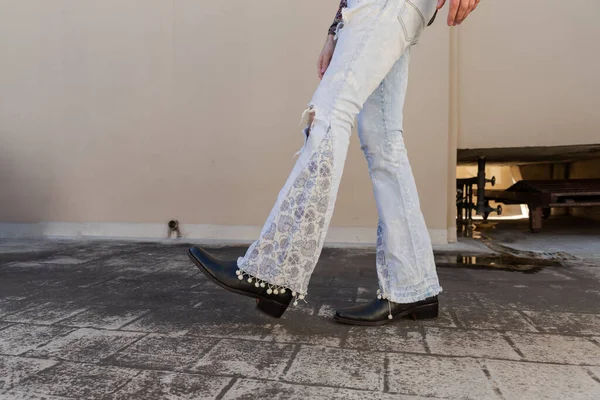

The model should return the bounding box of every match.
[334,296,439,326]
[187,246,293,318]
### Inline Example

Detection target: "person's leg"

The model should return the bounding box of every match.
[238,0,421,295]
[189,0,439,317]
[356,49,441,305]
[333,2,444,325]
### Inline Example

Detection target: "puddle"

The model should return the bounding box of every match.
[457,221,498,239]
[434,254,562,273]
[450,220,577,272]
[481,240,580,262]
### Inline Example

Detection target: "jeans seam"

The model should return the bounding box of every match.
[379,75,389,279]
[388,278,442,303]
[329,1,391,121]
[398,0,424,44]
[406,0,426,26]
[389,142,422,289]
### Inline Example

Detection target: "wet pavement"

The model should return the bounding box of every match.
[1,238,600,399]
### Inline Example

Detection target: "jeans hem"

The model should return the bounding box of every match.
[384,279,442,304]
[236,257,307,297]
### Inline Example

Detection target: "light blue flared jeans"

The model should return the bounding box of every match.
[238,0,442,304]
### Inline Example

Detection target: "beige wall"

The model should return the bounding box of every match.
[0,1,451,242]
[2,1,599,243]
[457,0,600,149]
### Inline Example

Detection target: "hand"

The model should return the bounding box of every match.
[437,0,480,26]
[317,35,337,80]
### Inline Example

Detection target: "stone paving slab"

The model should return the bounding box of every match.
[473,292,551,312]
[0,299,30,319]
[0,324,74,356]
[522,310,600,336]
[118,308,194,336]
[186,321,277,342]
[99,256,166,271]
[309,286,359,305]
[11,362,140,399]
[0,390,73,400]
[574,266,600,281]
[109,334,220,372]
[3,302,87,325]
[419,304,458,328]
[58,306,150,330]
[317,304,337,317]
[223,379,431,400]
[83,276,195,308]
[268,320,345,347]
[283,346,384,391]
[110,370,231,400]
[424,327,522,360]
[530,289,600,314]
[506,332,600,365]
[345,326,426,353]
[454,306,538,332]
[386,353,499,399]
[0,239,71,255]
[440,292,483,307]
[122,299,281,339]
[38,256,90,265]
[26,328,145,363]
[0,321,12,331]
[588,367,600,383]
[267,303,349,345]
[0,355,58,391]
[192,339,295,380]
[485,360,600,400]
[279,302,317,317]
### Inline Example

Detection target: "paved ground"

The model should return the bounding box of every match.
[1,236,600,399]
[482,217,600,261]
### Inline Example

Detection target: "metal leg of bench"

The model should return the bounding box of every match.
[528,205,543,233]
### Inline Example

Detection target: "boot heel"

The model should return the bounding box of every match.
[256,297,289,318]
[411,302,439,320]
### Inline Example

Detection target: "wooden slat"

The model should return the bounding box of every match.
[484,179,600,207]
[484,190,550,206]
[506,179,600,195]
[553,192,600,197]
[550,202,600,207]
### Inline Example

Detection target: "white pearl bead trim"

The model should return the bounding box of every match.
[236,269,306,306]
[377,288,393,320]
[377,288,390,300]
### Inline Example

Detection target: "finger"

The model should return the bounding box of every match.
[468,0,479,18]
[455,0,470,24]
[459,0,476,23]
[437,0,446,10]
[447,0,460,26]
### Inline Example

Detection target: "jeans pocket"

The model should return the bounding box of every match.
[397,0,436,44]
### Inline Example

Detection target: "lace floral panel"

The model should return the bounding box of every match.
[238,133,335,295]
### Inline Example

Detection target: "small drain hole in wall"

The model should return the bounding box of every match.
[168,220,181,238]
